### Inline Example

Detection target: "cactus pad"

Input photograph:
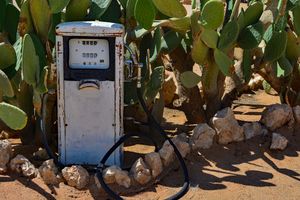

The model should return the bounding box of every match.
[218,20,239,50]
[22,34,39,86]
[242,50,252,82]
[201,29,219,49]
[264,31,288,62]
[214,48,233,76]
[243,1,263,28]
[150,28,162,62]
[286,29,300,60]
[0,102,27,130]
[180,71,202,88]
[159,17,191,34]
[191,34,209,65]
[88,0,113,20]
[238,21,264,49]
[134,0,156,29]
[65,0,91,21]
[35,66,48,94]
[0,43,16,69]
[152,0,186,18]
[0,70,14,97]
[30,0,51,41]
[200,0,225,30]
[160,31,183,53]
[145,66,164,100]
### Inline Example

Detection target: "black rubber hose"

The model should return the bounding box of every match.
[96,132,159,200]
[96,88,190,200]
[41,93,64,169]
[136,88,190,200]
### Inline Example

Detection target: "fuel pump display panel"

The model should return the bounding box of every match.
[69,38,109,69]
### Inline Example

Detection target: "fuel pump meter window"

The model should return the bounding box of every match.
[69,38,109,69]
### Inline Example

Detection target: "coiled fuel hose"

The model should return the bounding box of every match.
[96,46,190,199]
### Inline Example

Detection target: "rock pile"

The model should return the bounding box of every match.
[1,103,297,193]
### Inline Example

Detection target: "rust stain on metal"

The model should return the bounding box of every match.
[116,43,123,67]
[57,41,61,52]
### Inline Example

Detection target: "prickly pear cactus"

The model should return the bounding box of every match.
[0,0,299,132]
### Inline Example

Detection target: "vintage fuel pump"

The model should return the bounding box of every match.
[55,21,124,166]
[52,21,189,199]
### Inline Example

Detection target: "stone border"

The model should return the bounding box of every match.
[0,103,298,195]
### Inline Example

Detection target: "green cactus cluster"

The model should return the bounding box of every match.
[0,0,300,134]
[123,0,300,119]
[0,0,88,135]
[170,0,300,96]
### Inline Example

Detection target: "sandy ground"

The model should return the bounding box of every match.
[1,90,300,200]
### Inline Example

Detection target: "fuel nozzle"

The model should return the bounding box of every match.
[124,44,143,88]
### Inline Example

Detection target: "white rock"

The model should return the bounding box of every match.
[190,123,216,150]
[172,133,191,158]
[130,158,151,185]
[102,165,120,184]
[10,154,38,178]
[159,140,175,167]
[62,165,89,189]
[101,165,131,188]
[270,133,288,150]
[212,107,244,144]
[39,159,60,185]
[293,105,300,124]
[243,122,264,140]
[115,169,131,188]
[144,152,163,178]
[260,104,294,131]
[0,139,12,173]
